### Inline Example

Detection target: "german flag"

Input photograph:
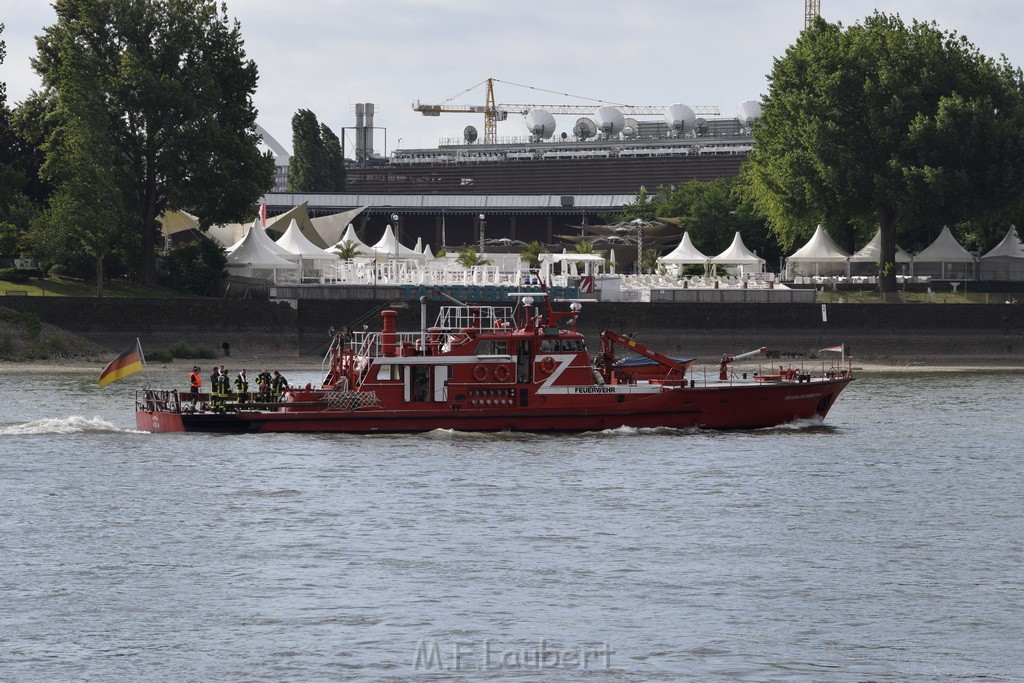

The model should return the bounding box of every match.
[98,339,145,388]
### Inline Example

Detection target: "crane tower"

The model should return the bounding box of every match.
[805,0,821,29]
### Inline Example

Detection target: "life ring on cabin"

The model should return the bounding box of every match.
[539,356,556,375]
[493,365,511,383]
[472,364,489,382]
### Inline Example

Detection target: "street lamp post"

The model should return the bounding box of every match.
[391,213,400,281]
[631,219,646,274]
[478,214,486,253]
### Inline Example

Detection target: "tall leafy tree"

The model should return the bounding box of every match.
[23,0,274,286]
[0,24,41,259]
[743,13,1024,291]
[289,109,345,192]
[28,39,127,296]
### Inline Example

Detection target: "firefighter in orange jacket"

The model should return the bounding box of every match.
[189,366,202,408]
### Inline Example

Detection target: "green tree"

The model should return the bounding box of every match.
[333,239,364,260]
[22,0,274,287]
[653,179,780,270]
[641,248,661,275]
[519,240,548,269]
[621,187,658,222]
[743,13,1024,291]
[289,109,345,192]
[456,246,491,267]
[161,238,226,295]
[27,34,127,296]
[0,24,41,258]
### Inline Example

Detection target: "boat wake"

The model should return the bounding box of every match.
[0,416,142,436]
[750,415,839,434]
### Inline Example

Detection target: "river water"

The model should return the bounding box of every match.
[1,368,1021,682]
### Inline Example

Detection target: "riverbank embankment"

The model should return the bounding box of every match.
[3,297,1023,371]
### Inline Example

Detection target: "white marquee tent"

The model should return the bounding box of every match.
[367,225,426,261]
[786,225,849,277]
[979,225,1024,281]
[711,231,765,274]
[912,226,976,280]
[658,232,709,274]
[849,229,913,275]
[225,220,298,282]
[275,219,340,279]
[331,225,374,257]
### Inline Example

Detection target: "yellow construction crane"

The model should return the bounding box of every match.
[805,0,821,29]
[412,78,721,145]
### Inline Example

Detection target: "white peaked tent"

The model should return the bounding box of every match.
[331,225,373,257]
[787,225,850,277]
[422,244,436,261]
[658,232,709,274]
[849,229,912,275]
[227,218,296,262]
[980,225,1024,281]
[276,218,339,279]
[368,225,425,261]
[225,220,298,282]
[711,231,765,273]
[913,226,976,279]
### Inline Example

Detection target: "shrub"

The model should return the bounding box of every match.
[167,341,217,359]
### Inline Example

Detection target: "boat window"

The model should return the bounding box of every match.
[375,364,402,381]
[476,339,509,356]
[539,339,559,353]
[561,339,585,353]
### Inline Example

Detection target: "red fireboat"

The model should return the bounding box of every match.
[135,293,853,433]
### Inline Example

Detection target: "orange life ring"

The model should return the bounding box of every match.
[539,356,556,375]
[472,364,488,382]
[493,365,511,383]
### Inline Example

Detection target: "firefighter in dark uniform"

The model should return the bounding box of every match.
[209,367,222,411]
[271,370,288,401]
[218,367,231,406]
[234,368,249,405]
[256,369,272,402]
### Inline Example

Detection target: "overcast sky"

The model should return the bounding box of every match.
[3,1,1023,156]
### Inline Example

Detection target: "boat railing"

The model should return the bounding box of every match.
[136,388,181,413]
[435,305,517,333]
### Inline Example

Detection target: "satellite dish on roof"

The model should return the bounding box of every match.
[573,117,597,140]
[524,108,557,139]
[463,125,478,143]
[737,100,763,127]
[594,106,625,137]
[622,117,640,139]
[665,103,696,137]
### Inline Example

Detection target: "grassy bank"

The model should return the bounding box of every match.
[0,276,192,298]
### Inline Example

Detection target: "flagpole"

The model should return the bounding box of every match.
[137,337,152,389]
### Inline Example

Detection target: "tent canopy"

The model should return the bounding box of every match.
[850,229,912,263]
[788,225,850,261]
[914,226,974,262]
[367,225,425,261]
[276,219,338,260]
[332,225,373,257]
[981,225,1024,260]
[711,231,764,265]
[659,232,709,265]
[225,221,296,269]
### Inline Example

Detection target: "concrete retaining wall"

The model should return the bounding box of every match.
[4,296,1023,364]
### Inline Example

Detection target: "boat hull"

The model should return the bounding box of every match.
[136,378,852,434]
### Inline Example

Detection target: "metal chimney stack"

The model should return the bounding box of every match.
[363,103,375,159]
[354,103,365,162]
